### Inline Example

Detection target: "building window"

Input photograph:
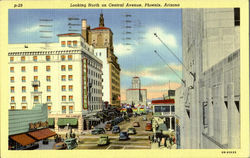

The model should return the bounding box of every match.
[21,66,26,72]
[10,67,14,72]
[67,41,72,47]
[68,75,73,81]
[21,56,25,62]
[10,57,14,62]
[61,55,66,61]
[47,86,51,92]
[34,96,39,102]
[171,106,175,112]
[46,66,51,72]
[234,8,240,26]
[62,96,66,101]
[48,106,51,113]
[10,86,14,93]
[11,106,15,110]
[69,85,73,91]
[62,106,66,113]
[34,66,38,72]
[47,96,51,102]
[34,86,38,92]
[61,75,66,81]
[22,86,26,93]
[203,102,208,127]
[10,77,14,83]
[22,106,27,110]
[34,76,38,81]
[11,96,15,103]
[22,76,26,82]
[22,96,26,102]
[69,96,73,101]
[68,65,72,71]
[73,41,77,47]
[68,55,72,61]
[61,65,66,71]
[61,41,66,47]
[46,76,51,82]
[46,56,51,61]
[69,106,73,113]
[33,56,37,62]
[62,85,66,91]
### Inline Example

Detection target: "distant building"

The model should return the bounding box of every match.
[81,13,121,107]
[126,77,147,106]
[175,8,240,149]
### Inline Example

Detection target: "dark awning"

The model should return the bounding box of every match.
[10,134,36,146]
[28,128,56,140]
[57,118,78,126]
[48,118,55,126]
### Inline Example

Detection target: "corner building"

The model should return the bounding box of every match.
[81,13,121,107]
[8,33,103,132]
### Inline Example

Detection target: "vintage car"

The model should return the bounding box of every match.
[119,132,129,141]
[53,142,67,150]
[97,136,110,146]
[112,125,120,134]
[145,123,152,131]
[105,122,112,131]
[64,138,78,150]
[127,128,136,135]
[91,128,105,135]
[133,122,140,127]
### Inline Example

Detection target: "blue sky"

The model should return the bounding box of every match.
[9,9,183,100]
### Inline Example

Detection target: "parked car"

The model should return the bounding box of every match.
[133,122,140,127]
[105,122,112,131]
[64,138,78,150]
[112,125,120,134]
[127,128,136,135]
[145,123,152,131]
[91,128,105,135]
[119,132,129,141]
[53,142,67,150]
[97,136,110,146]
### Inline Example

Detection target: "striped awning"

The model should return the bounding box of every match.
[10,134,35,146]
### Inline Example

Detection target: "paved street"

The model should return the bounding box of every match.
[76,113,153,149]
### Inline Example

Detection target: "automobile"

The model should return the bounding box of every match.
[112,125,120,134]
[91,128,105,135]
[133,122,140,127]
[53,142,67,150]
[127,128,136,135]
[97,136,110,146]
[64,138,78,150]
[105,122,112,131]
[42,138,49,144]
[142,116,147,121]
[119,132,129,141]
[145,123,152,131]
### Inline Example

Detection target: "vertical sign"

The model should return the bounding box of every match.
[82,58,88,109]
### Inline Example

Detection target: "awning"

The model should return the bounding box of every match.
[28,128,56,140]
[10,134,36,146]
[48,118,54,126]
[57,118,78,126]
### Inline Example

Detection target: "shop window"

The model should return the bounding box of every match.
[10,67,14,72]
[33,56,37,62]
[22,86,26,93]
[22,76,26,82]
[46,56,51,61]
[46,66,51,72]
[34,66,38,72]
[62,106,66,113]
[68,65,72,71]
[61,75,66,81]
[22,106,27,110]
[69,106,73,113]
[62,85,66,91]
[61,41,66,47]
[61,65,66,71]
[21,66,26,72]
[11,106,15,110]
[46,76,51,82]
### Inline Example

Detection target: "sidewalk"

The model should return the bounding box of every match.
[151,142,177,149]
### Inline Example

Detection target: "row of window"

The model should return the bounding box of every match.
[10,85,73,93]
[61,41,78,47]
[88,69,102,79]
[10,95,74,103]
[10,65,73,73]
[60,105,74,114]
[10,55,73,62]
[10,75,73,83]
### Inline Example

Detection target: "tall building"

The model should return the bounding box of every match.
[175,8,240,149]
[8,33,103,132]
[81,13,121,107]
[126,77,147,106]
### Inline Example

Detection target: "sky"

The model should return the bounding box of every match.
[9,9,183,101]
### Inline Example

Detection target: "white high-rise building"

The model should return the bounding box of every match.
[8,33,103,132]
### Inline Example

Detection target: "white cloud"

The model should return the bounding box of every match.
[144,27,177,48]
[114,43,135,56]
[20,25,40,33]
